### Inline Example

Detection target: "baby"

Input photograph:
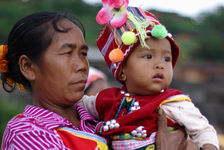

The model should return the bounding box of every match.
[78,1,219,150]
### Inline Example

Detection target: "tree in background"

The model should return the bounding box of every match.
[0,0,101,45]
[151,6,224,63]
[0,0,223,63]
[195,6,224,62]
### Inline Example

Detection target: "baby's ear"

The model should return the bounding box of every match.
[118,68,126,82]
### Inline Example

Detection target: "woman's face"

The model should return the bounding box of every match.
[33,19,89,107]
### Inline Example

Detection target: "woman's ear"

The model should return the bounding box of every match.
[19,55,36,81]
[118,68,126,82]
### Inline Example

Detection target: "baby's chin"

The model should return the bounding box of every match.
[149,87,167,95]
[131,90,164,96]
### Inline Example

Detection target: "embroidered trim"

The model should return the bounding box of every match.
[115,96,136,119]
[158,96,192,108]
[95,121,105,135]
[101,32,114,56]
[111,133,144,140]
[57,127,108,150]
[96,25,107,42]
[114,43,134,77]
[112,132,156,150]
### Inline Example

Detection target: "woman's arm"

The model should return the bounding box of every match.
[156,109,188,150]
[161,100,219,149]
[202,144,218,150]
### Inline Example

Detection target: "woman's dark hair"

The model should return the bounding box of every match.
[1,12,86,92]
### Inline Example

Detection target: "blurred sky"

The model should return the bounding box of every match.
[82,0,224,17]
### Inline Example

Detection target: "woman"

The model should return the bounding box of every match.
[0,12,187,150]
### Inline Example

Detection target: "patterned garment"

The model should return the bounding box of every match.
[95,87,183,136]
[78,91,219,149]
[95,87,187,150]
[2,104,99,150]
[56,127,108,150]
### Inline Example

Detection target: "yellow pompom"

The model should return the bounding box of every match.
[121,31,137,45]
[109,48,124,63]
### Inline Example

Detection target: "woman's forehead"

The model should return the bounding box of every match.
[56,18,76,29]
[50,19,83,42]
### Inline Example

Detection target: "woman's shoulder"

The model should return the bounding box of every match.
[4,113,57,142]
[6,114,38,134]
[3,114,67,149]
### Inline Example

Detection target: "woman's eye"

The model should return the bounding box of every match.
[66,51,72,54]
[144,54,152,59]
[81,50,88,57]
[81,52,88,57]
[63,50,72,55]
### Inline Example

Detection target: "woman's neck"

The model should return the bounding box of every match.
[34,99,80,128]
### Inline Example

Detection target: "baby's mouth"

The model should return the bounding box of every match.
[152,73,164,81]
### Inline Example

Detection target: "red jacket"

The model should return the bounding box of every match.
[95,87,182,136]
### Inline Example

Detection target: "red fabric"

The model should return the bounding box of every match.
[56,129,98,150]
[96,87,182,136]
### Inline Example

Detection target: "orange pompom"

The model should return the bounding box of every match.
[109,48,124,63]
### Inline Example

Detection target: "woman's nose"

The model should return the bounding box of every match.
[73,56,88,72]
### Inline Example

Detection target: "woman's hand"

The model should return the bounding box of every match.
[201,144,218,150]
[156,109,187,150]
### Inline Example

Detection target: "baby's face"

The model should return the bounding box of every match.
[120,37,173,96]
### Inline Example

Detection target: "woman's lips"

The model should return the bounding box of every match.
[70,80,87,87]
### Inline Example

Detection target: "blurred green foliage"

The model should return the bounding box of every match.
[0,96,25,142]
[0,0,102,45]
[148,7,224,63]
[193,7,224,62]
[0,0,224,62]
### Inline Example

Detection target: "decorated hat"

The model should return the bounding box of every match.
[96,0,179,83]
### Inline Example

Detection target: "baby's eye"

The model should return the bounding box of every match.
[164,57,171,62]
[144,54,152,59]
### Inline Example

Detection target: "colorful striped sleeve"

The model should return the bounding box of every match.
[2,127,69,150]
